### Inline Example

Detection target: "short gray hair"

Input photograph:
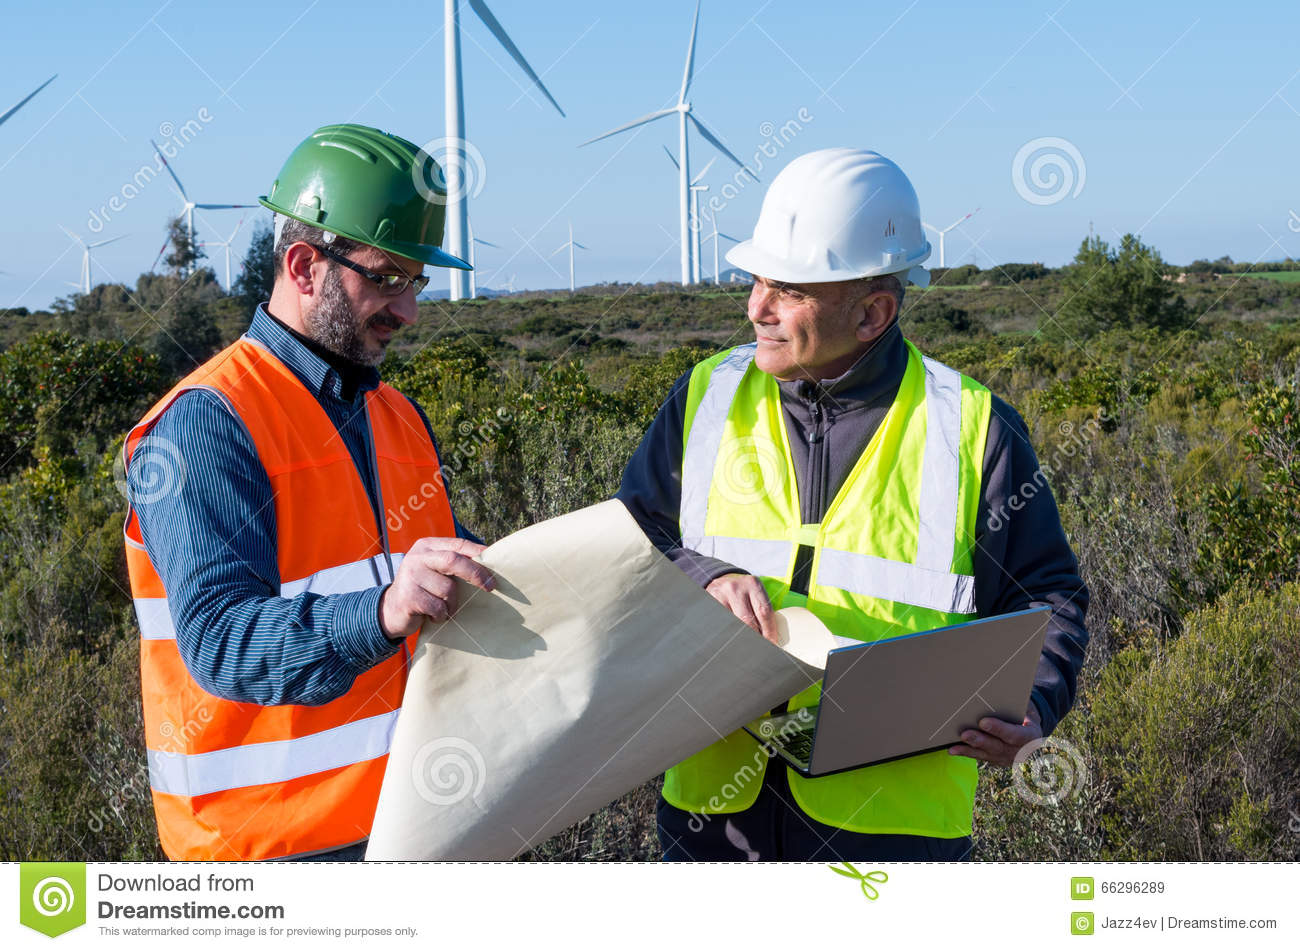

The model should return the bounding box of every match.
[845,272,905,310]
[272,213,361,275]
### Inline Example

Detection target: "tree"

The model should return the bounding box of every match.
[232,217,275,308]
[150,286,219,376]
[1044,234,1187,343]
[162,215,204,276]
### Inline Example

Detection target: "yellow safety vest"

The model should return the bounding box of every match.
[663,339,992,838]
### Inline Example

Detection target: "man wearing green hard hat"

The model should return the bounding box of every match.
[122,124,495,862]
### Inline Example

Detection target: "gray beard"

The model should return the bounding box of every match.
[303,265,383,367]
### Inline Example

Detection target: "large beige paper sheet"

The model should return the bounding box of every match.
[365,500,837,861]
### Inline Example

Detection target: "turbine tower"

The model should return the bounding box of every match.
[445,0,565,301]
[704,209,740,285]
[580,1,755,286]
[466,217,499,298]
[199,216,247,291]
[665,150,714,284]
[60,226,127,294]
[151,138,256,276]
[552,221,587,293]
[922,207,980,268]
[0,75,56,130]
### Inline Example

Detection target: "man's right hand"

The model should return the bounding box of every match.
[705,573,781,645]
[379,537,495,641]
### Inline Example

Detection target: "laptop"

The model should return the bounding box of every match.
[743,606,1051,777]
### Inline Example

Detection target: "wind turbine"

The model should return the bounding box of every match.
[0,74,56,130]
[150,138,256,275]
[552,222,587,293]
[59,226,127,294]
[580,1,755,286]
[704,210,740,285]
[444,0,565,301]
[198,216,247,291]
[466,217,500,298]
[923,208,980,268]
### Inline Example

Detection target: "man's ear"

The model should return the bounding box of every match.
[854,290,899,343]
[282,242,318,295]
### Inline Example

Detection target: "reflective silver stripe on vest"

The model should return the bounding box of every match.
[147,710,399,797]
[817,548,977,615]
[692,535,793,580]
[134,552,406,641]
[915,357,963,571]
[680,343,757,549]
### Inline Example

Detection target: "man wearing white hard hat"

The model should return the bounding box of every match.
[617,148,1089,861]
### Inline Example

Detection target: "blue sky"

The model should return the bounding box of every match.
[2,0,1298,310]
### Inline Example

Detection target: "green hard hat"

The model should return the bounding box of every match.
[260,123,470,270]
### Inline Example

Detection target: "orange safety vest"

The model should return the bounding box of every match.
[123,336,455,861]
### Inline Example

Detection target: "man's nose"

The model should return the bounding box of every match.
[388,285,420,324]
[748,283,775,323]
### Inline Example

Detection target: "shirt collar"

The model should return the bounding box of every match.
[246,304,380,404]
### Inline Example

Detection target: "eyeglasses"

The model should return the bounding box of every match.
[313,243,430,296]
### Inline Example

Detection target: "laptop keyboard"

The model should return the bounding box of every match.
[780,730,814,763]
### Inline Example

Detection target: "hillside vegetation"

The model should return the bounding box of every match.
[2,233,1298,861]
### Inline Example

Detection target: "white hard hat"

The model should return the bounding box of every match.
[726,148,931,287]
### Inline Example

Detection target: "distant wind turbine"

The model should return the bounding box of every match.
[704,210,740,285]
[60,226,127,294]
[445,0,565,301]
[0,74,56,130]
[580,1,755,286]
[467,216,499,298]
[198,216,247,291]
[923,208,980,268]
[150,138,256,276]
[552,222,588,293]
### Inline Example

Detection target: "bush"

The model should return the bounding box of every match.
[1088,582,1300,860]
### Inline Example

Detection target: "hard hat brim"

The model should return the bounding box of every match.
[259,197,472,271]
[726,238,928,286]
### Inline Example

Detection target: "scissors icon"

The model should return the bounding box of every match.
[828,862,888,900]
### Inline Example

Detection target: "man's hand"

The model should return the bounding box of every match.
[948,702,1043,766]
[705,573,781,645]
[379,537,495,641]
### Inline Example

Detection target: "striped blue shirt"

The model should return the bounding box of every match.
[128,305,473,706]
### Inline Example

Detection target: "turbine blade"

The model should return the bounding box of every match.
[691,156,715,185]
[150,138,190,202]
[579,108,676,146]
[678,0,701,104]
[474,238,500,248]
[468,0,565,117]
[944,207,981,233]
[718,232,741,242]
[59,224,84,247]
[151,241,168,272]
[573,242,588,250]
[88,234,128,249]
[687,113,757,180]
[552,244,567,256]
[227,215,246,243]
[663,144,679,170]
[0,74,56,128]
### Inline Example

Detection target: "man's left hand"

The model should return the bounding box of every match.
[948,704,1043,766]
